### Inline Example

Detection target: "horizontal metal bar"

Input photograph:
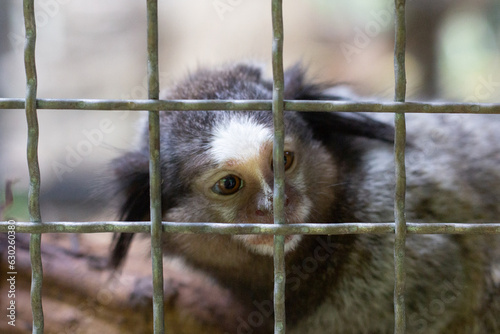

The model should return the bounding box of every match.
[0,98,271,111]
[2,221,500,234]
[1,98,500,114]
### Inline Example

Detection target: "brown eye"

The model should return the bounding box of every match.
[271,151,295,171]
[284,151,295,171]
[212,175,243,195]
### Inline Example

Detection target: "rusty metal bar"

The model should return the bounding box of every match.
[23,0,44,333]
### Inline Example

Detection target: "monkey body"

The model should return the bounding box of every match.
[111,64,500,333]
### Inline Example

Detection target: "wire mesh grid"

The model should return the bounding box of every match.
[1,0,500,333]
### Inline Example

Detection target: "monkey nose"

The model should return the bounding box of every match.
[255,196,289,216]
[268,196,290,206]
[255,210,266,216]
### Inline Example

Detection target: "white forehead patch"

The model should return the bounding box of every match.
[209,116,273,164]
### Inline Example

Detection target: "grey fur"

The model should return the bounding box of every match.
[111,63,500,333]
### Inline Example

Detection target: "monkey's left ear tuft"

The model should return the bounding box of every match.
[283,64,394,143]
[298,111,395,144]
[283,64,323,100]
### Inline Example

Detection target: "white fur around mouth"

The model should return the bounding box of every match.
[235,234,303,256]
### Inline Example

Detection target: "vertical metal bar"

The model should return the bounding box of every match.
[23,0,44,333]
[394,0,407,102]
[146,0,164,333]
[393,0,407,333]
[271,0,286,333]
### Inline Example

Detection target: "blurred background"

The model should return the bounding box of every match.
[0,0,499,223]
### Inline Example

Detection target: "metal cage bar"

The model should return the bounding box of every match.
[0,1,498,334]
[23,0,44,333]
[393,0,408,332]
[271,0,286,333]
[2,98,500,114]
[3,221,500,235]
[146,0,165,332]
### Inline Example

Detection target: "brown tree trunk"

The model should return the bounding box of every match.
[0,233,241,334]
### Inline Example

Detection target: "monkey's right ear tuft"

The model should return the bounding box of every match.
[109,151,150,269]
[112,151,150,221]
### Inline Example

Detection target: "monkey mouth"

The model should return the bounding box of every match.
[246,235,296,245]
[235,234,303,256]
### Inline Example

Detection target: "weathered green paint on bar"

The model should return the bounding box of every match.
[2,98,500,114]
[29,233,43,333]
[146,1,165,333]
[0,221,151,233]
[2,221,500,234]
[394,113,407,334]
[393,0,407,333]
[23,0,44,332]
[271,0,286,333]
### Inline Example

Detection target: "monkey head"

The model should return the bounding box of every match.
[109,63,392,270]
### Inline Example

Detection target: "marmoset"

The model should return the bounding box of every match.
[109,63,500,334]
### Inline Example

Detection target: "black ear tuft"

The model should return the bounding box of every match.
[298,111,395,144]
[283,64,323,100]
[109,151,150,269]
[113,151,151,222]
[283,65,394,144]
[109,233,135,269]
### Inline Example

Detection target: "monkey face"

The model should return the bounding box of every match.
[163,112,338,257]
[110,63,394,270]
